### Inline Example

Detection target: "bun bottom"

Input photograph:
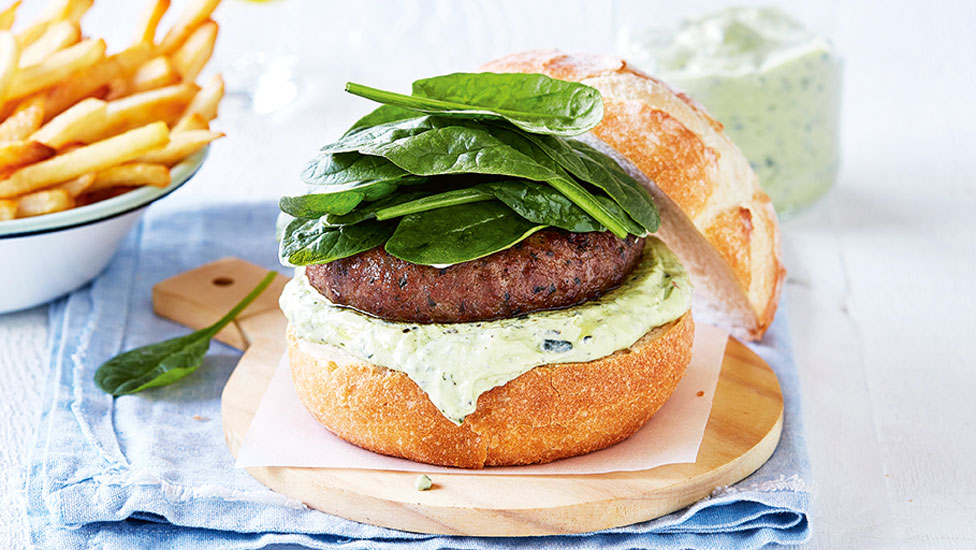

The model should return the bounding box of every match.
[287,311,694,468]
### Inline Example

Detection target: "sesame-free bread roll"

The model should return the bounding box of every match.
[287,311,693,469]
[481,50,785,340]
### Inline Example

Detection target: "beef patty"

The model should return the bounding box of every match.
[305,229,645,324]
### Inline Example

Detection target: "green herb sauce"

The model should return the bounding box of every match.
[623,7,842,214]
[279,237,692,424]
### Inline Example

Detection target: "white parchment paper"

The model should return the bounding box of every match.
[236,323,728,474]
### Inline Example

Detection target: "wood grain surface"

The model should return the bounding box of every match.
[153,258,783,536]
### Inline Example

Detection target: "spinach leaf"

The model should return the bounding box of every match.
[479,180,604,232]
[279,217,396,266]
[520,132,660,232]
[345,104,421,135]
[326,190,432,225]
[279,192,364,218]
[346,73,602,136]
[374,180,603,233]
[302,151,408,186]
[94,271,277,396]
[320,116,633,237]
[375,187,493,220]
[385,201,545,265]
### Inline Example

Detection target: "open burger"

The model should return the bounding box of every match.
[276,51,782,469]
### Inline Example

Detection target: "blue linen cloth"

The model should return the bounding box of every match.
[26,200,811,549]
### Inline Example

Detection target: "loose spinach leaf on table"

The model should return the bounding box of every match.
[94,271,278,396]
[279,216,396,266]
[385,201,545,265]
[345,73,603,137]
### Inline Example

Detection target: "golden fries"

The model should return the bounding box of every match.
[0,0,224,221]
[0,96,44,141]
[172,20,217,83]
[173,112,208,132]
[158,0,221,55]
[0,31,17,103]
[175,73,222,128]
[6,38,105,101]
[55,172,94,197]
[88,162,170,193]
[19,21,80,68]
[15,188,73,217]
[30,97,105,148]
[77,83,194,143]
[41,42,152,119]
[136,129,222,166]
[0,121,169,198]
[131,56,180,94]
[134,0,170,46]
[0,140,55,173]
[0,2,19,32]
[0,197,15,219]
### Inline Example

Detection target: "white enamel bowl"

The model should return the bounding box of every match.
[0,150,206,314]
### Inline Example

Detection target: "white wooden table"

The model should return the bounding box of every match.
[2,1,974,548]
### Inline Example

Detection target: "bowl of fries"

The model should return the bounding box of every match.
[0,0,227,313]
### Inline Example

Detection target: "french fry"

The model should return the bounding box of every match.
[131,56,179,93]
[0,197,15,219]
[175,73,221,128]
[172,20,216,83]
[136,129,221,165]
[58,0,93,25]
[30,97,105,148]
[0,140,56,173]
[0,96,44,141]
[0,1,19,31]
[0,121,169,198]
[19,21,79,68]
[158,0,221,55]
[172,112,207,132]
[55,171,94,196]
[0,31,17,103]
[87,162,169,192]
[134,0,169,46]
[76,83,194,143]
[15,188,73,217]
[15,0,89,47]
[6,38,105,101]
[41,41,152,119]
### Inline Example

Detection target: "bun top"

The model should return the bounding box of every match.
[482,49,784,340]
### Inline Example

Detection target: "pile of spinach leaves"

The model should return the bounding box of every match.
[279,72,659,267]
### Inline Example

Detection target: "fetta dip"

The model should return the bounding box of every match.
[622,7,842,215]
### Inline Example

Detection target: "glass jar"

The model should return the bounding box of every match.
[619,5,842,216]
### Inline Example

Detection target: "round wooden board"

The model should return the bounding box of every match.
[154,258,784,537]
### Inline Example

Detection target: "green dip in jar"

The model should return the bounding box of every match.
[622,7,842,215]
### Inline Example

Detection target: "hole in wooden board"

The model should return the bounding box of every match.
[213,277,234,287]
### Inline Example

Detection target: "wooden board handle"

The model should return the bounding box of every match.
[152,258,289,350]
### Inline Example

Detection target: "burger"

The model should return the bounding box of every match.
[276,51,783,469]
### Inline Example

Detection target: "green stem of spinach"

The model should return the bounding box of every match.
[94,270,278,396]
[375,188,493,220]
[546,177,630,239]
[346,82,492,117]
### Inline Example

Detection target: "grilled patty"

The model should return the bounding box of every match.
[305,229,645,324]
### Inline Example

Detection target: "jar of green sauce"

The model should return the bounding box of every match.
[621,7,842,216]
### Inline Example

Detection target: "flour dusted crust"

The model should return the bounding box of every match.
[287,311,694,469]
[481,50,785,340]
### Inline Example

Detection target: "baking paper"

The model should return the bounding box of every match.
[236,322,728,474]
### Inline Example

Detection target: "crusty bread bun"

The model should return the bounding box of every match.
[288,311,694,469]
[481,50,785,341]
